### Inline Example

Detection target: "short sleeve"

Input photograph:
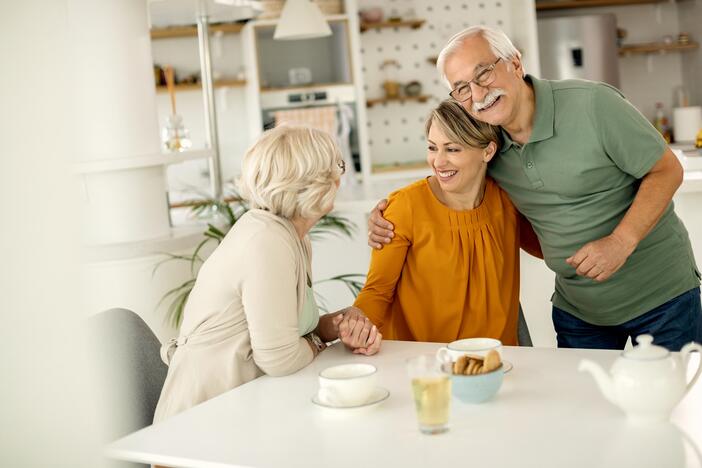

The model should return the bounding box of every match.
[590,84,667,179]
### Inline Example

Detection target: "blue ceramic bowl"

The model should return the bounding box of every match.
[445,363,504,404]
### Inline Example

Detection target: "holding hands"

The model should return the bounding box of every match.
[332,307,382,355]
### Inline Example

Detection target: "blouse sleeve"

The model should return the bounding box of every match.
[354,190,412,328]
[518,213,543,259]
[241,231,314,377]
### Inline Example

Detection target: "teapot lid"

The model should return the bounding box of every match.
[622,334,669,360]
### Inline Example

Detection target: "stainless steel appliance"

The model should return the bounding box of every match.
[537,14,620,87]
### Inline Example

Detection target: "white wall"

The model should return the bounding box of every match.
[358,0,540,169]
[678,0,702,107]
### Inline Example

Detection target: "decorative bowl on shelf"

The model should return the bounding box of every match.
[359,7,383,23]
[404,81,422,97]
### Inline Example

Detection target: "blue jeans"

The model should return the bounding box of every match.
[553,288,702,351]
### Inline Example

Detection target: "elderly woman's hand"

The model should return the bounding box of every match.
[335,307,381,354]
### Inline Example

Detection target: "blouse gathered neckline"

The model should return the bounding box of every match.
[422,177,498,226]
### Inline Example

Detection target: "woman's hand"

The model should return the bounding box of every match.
[351,324,382,356]
[336,307,382,355]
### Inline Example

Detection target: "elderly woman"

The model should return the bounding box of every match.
[154,125,381,422]
[353,101,541,344]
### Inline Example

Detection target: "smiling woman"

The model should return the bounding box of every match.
[352,100,542,344]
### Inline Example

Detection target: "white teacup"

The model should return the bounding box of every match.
[436,338,503,364]
[317,363,377,407]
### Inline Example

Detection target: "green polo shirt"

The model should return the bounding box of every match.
[488,75,700,326]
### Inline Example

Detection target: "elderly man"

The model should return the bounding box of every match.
[368,26,701,350]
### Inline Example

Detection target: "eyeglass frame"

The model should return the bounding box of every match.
[448,57,502,103]
[337,159,346,175]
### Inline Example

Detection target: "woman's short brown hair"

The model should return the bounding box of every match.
[425,100,501,151]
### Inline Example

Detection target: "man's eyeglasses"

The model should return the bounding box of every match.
[449,57,501,103]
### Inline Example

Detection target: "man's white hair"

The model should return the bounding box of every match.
[436,25,524,90]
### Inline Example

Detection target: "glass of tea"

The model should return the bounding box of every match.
[406,354,451,434]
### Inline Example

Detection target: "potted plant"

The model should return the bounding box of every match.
[155,191,365,328]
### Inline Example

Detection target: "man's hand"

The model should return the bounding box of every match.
[368,199,394,249]
[566,233,637,282]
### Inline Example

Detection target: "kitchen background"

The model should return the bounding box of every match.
[79,0,702,348]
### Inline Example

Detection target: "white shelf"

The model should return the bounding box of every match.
[82,224,207,262]
[369,167,431,181]
[74,149,214,174]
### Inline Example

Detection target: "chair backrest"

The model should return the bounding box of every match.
[88,308,167,466]
[517,304,533,347]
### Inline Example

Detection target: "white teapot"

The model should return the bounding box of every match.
[579,334,702,424]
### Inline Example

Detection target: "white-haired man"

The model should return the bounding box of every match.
[368,26,701,350]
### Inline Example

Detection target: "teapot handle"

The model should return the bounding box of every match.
[681,342,702,396]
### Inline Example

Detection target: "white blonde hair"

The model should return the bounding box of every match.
[238,125,342,220]
[436,25,524,89]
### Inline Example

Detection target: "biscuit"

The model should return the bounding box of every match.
[465,359,477,375]
[465,354,484,362]
[483,350,501,373]
[454,355,469,375]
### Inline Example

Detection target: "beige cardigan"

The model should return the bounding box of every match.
[153,209,315,422]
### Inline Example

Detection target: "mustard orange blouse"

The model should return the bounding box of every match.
[354,177,533,345]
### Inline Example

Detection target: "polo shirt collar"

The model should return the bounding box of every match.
[499,74,555,153]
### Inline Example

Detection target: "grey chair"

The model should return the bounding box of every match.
[88,308,168,468]
[518,304,533,347]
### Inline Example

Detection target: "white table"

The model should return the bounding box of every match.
[107,341,702,468]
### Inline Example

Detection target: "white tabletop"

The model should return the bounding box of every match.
[107,341,702,468]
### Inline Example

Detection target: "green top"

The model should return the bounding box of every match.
[488,75,700,325]
[298,282,320,336]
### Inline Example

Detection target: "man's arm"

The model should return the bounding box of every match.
[566,148,683,282]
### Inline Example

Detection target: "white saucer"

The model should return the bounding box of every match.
[311,387,390,410]
[503,360,513,374]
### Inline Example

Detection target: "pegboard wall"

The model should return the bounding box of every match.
[358,0,515,169]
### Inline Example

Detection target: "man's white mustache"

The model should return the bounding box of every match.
[472,89,506,113]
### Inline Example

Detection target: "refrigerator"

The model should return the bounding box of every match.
[537,14,620,88]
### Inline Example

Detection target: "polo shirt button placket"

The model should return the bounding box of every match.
[522,148,544,189]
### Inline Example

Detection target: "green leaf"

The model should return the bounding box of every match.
[310,213,356,240]
[157,190,361,328]
[315,273,366,298]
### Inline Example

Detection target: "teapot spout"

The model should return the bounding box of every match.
[579,359,616,405]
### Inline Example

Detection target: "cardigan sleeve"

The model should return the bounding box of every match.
[241,230,314,377]
[353,189,412,328]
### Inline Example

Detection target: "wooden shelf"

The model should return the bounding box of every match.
[150,22,244,39]
[156,79,246,93]
[366,95,431,108]
[260,82,353,92]
[619,41,699,56]
[535,0,662,10]
[360,19,425,33]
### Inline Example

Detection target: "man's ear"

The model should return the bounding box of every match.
[510,56,524,78]
[483,141,497,163]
